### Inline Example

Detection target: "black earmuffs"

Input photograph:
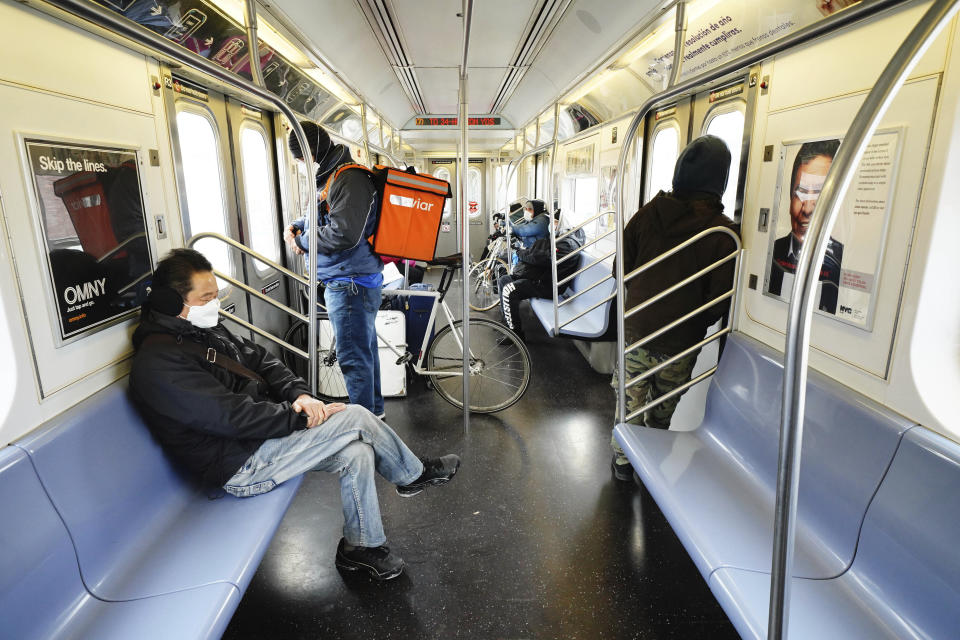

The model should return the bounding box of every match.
[147,286,183,316]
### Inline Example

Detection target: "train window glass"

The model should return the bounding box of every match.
[536,153,547,199]
[704,108,745,218]
[525,123,537,148]
[467,166,483,219]
[538,112,556,146]
[494,163,517,213]
[434,167,452,218]
[523,156,536,199]
[175,109,232,281]
[239,125,280,274]
[366,113,382,147]
[646,124,680,203]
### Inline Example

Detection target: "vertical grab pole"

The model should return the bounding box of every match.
[360,103,372,168]
[242,0,264,87]
[767,2,960,638]
[460,0,474,429]
[548,102,561,336]
[668,0,687,88]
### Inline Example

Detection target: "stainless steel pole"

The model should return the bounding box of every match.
[767,2,960,638]
[242,0,264,87]
[668,0,687,87]
[548,102,561,336]
[460,0,474,427]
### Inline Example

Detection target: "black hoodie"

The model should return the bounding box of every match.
[622,191,739,354]
[130,309,311,487]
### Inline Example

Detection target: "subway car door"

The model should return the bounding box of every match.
[466,160,488,258]
[432,160,458,256]
[640,98,691,206]
[165,74,253,334]
[225,98,288,354]
[689,74,756,221]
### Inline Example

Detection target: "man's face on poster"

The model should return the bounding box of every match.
[789,154,833,244]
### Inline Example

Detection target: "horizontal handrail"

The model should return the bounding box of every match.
[96,232,146,263]
[219,309,308,359]
[558,211,609,240]
[212,269,307,323]
[117,270,151,295]
[558,250,617,287]
[624,289,734,354]
[557,292,616,331]
[624,226,740,284]
[624,250,738,320]
[558,274,614,308]
[558,230,616,264]
[189,232,308,285]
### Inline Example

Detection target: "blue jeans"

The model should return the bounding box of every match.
[324,280,384,415]
[223,405,423,547]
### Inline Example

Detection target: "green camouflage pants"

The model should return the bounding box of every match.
[611,346,699,459]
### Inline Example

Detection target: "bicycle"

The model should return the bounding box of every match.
[282,254,532,413]
[466,227,512,312]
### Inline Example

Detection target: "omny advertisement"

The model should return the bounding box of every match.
[25,140,153,341]
[763,130,901,330]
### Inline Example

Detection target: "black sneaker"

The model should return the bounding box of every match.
[397,454,461,497]
[335,538,404,581]
[612,455,634,482]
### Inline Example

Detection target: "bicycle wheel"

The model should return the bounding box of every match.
[467,258,509,311]
[281,316,350,401]
[424,318,531,413]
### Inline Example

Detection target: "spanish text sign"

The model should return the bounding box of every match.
[26,140,153,341]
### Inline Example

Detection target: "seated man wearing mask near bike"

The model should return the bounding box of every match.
[509,199,550,250]
[497,221,584,342]
[283,121,384,418]
[130,248,460,581]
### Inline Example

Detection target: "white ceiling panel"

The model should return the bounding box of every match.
[464,68,511,114]
[468,0,537,67]
[390,0,463,68]
[415,67,461,114]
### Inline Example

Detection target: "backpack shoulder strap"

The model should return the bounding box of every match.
[320,162,373,202]
[143,333,266,386]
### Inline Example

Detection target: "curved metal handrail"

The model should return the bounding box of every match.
[46,0,321,395]
[769,1,960,638]
[612,0,911,425]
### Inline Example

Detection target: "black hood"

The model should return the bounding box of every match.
[672,135,731,198]
[316,144,353,185]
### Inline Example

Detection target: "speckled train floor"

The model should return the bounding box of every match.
[223,300,739,640]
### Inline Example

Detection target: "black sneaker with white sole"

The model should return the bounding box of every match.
[396,454,461,497]
[334,538,405,581]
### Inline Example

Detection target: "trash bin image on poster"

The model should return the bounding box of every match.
[763,129,901,331]
[25,140,154,341]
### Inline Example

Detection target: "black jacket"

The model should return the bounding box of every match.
[622,191,739,353]
[130,309,311,487]
[512,231,585,293]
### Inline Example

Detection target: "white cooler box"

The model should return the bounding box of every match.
[317,310,407,399]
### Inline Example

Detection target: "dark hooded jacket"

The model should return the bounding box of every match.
[512,229,585,293]
[622,191,739,354]
[129,308,311,487]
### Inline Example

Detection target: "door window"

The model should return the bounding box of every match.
[646,123,680,203]
[467,166,483,219]
[239,124,280,274]
[175,108,232,280]
[704,107,745,218]
[434,167,452,218]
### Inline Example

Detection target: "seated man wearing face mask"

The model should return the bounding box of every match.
[130,248,460,581]
[509,199,550,250]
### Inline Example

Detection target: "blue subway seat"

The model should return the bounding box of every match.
[530,253,615,338]
[709,426,960,639]
[4,379,302,636]
[0,446,240,640]
[614,332,960,638]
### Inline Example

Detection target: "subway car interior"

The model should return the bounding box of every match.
[2,0,960,638]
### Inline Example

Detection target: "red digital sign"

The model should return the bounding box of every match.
[415,117,502,126]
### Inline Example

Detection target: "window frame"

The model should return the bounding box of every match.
[644,119,682,204]
[237,120,281,276]
[701,99,747,220]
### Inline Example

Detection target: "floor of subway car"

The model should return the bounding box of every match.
[223,303,739,640]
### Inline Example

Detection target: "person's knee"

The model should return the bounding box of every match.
[340,440,375,474]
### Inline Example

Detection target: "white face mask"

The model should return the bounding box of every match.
[523,210,534,221]
[183,298,221,329]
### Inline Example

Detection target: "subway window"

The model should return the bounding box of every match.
[239,124,280,274]
[645,123,680,203]
[434,166,452,218]
[467,166,482,218]
[704,107,745,218]
[175,108,232,281]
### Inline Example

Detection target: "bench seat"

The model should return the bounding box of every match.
[0,446,240,640]
[530,253,614,338]
[615,333,913,580]
[709,426,960,639]
[3,379,302,637]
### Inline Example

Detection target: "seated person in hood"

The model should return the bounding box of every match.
[509,199,550,250]
[611,135,740,481]
[130,248,460,581]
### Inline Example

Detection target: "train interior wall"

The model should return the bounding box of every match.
[1,0,959,452]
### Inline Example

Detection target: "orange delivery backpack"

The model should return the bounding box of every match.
[321,163,452,262]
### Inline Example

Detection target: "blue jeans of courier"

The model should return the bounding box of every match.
[223,405,424,547]
[324,280,384,415]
